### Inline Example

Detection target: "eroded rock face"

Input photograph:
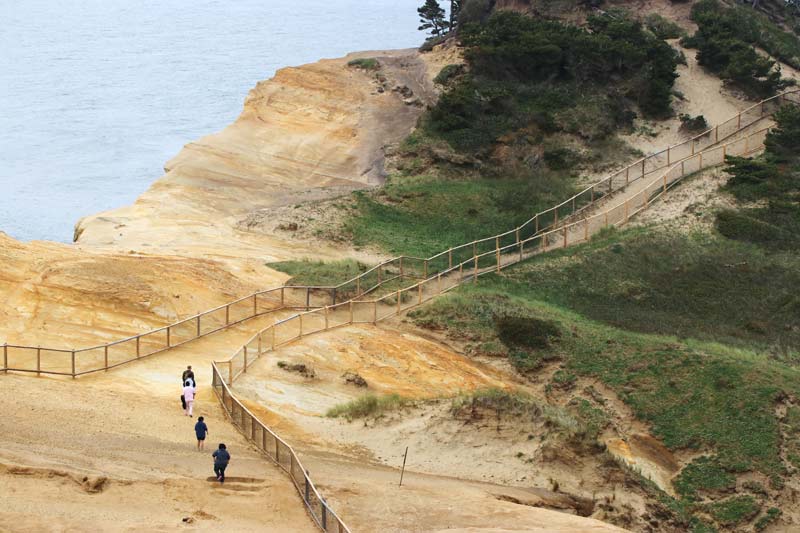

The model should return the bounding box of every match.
[0,232,278,347]
[0,47,458,347]
[73,49,451,267]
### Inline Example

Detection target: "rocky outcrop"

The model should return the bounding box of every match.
[73,49,452,268]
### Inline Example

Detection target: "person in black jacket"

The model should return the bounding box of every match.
[182,365,195,386]
[212,443,230,483]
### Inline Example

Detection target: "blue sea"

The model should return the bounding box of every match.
[0,0,421,242]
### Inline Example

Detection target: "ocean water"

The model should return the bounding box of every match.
[0,0,421,242]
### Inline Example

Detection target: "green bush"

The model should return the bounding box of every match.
[684,0,792,98]
[706,495,760,526]
[425,11,680,151]
[347,58,380,70]
[674,456,736,501]
[433,64,465,86]
[755,507,782,531]
[543,146,579,170]
[494,315,561,349]
[326,393,410,420]
[678,113,708,132]
[646,13,686,40]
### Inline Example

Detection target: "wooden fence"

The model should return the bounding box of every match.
[2,89,798,378]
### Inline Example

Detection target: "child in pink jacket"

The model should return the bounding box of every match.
[183,380,196,417]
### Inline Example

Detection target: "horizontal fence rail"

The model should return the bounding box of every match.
[2,89,798,378]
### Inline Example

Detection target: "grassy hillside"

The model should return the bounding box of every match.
[408,225,800,531]
[342,10,679,257]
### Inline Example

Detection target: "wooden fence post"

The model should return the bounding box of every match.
[562,227,567,248]
[136,336,140,358]
[418,283,423,305]
[225,305,230,325]
[373,301,378,323]
[2,344,6,374]
[423,260,428,279]
[324,305,329,330]
[356,276,361,296]
[448,248,453,269]
[71,350,76,378]
[253,294,258,316]
[36,346,41,376]
[349,301,354,323]
[396,290,402,314]
[667,146,670,166]
[495,237,501,272]
[663,175,667,193]
[473,256,478,283]
[166,327,170,348]
[196,315,201,337]
[737,112,741,129]
[258,332,262,355]
[103,345,108,370]
[399,257,404,279]
[281,287,285,306]
[243,346,248,373]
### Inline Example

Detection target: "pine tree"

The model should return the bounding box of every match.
[418,0,449,36]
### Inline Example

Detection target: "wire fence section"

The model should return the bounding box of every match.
[2,90,798,378]
[211,363,351,533]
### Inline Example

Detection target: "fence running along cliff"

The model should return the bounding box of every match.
[4,90,798,533]
[205,90,800,533]
[1,89,798,379]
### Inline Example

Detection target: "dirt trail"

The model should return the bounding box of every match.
[0,316,316,532]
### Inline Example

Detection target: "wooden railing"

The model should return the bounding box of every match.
[211,362,351,533]
[2,89,797,378]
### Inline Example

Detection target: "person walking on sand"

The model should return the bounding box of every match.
[212,443,230,483]
[195,416,208,450]
[182,365,195,387]
[183,379,196,417]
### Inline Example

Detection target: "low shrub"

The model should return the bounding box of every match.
[645,13,686,40]
[326,393,410,420]
[494,315,561,349]
[705,495,760,526]
[678,113,708,132]
[347,58,380,70]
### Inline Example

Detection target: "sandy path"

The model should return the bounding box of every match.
[0,316,316,532]
[229,324,627,532]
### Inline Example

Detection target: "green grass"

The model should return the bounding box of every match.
[326,393,410,420]
[408,229,800,483]
[501,227,800,354]
[345,173,575,257]
[674,455,736,501]
[705,495,760,526]
[755,507,781,531]
[267,259,368,286]
[347,58,379,70]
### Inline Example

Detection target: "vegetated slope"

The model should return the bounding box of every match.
[265,7,800,533]
[342,9,681,257]
[401,107,800,532]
